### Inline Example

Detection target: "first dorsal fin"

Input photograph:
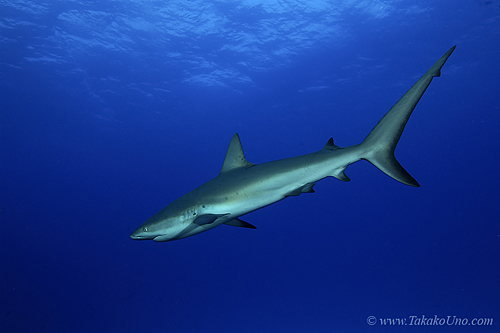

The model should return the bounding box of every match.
[321,137,341,151]
[220,134,254,174]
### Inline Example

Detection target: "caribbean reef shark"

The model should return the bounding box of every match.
[130,46,455,242]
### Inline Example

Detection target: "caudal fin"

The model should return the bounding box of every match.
[361,46,456,186]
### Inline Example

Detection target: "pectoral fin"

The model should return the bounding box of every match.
[224,219,257,229]
[193,213,229,226]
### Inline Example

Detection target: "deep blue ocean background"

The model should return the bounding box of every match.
[1,0,499,332]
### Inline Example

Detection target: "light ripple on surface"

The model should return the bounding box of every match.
[1,0,422,88]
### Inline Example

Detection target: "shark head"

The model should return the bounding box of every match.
[129,223,162,241]
[130,195,203,242]
[130,198,231,242]
[129,215,193,242]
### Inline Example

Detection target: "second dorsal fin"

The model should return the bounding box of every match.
[321,137,341,151]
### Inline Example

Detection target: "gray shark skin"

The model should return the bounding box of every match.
[130,46,456,242]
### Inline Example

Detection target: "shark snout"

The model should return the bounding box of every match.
[130,232,152,240]
[130,227,156,240]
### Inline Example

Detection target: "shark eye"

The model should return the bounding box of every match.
[143,227,148,232]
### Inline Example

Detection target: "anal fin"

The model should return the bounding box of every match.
[332,167,350,182]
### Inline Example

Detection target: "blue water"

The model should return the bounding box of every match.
[1,0,499,332]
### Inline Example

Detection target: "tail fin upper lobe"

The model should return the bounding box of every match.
[361,46,456,186]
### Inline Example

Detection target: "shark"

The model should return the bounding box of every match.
[130,46,456,242]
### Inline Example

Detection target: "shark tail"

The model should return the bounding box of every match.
[360,46,456,187]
